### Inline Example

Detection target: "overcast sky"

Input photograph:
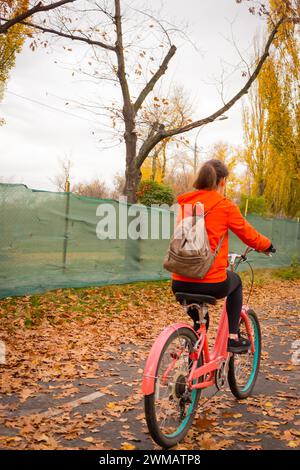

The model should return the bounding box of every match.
[0,0,265,191]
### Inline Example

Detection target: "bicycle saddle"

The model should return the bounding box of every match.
[175,292,217,306]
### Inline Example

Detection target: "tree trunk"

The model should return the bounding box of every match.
[122,131,142,272]
[114,0,139,204]
[123,129,138,203]
[161,143,167,182]
[257,175,265,196]
[152,152,157,181]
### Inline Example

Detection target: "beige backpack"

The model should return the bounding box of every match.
[163,200,225,279]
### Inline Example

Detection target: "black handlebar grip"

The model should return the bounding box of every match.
[266,243,276,253]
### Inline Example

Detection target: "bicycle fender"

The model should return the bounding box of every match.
[142,322,197,396]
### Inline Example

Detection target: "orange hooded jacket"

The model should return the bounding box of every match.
[172,189,271,283]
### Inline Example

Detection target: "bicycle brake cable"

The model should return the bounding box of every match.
[245,259,254,304]
[234,256,254,305]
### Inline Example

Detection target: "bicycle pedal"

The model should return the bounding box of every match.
[234,348,251,355]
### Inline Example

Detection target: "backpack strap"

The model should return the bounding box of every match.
[192,198,224,222]
[206,198,226,257]
[213,233,225,258]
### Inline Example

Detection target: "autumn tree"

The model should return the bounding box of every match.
[264,0,300,216]
[52,157,72,191]
[0,0,294,202]
[0,1,76,124]
[110,173,125,199]
[0,0,76,34]
[1,1,297,202]
[72,179,110,199]
[241,0,300,216]
[242,75,269,197]
[140,86,193,183]
[164,152,195,196]
[0,1,30,124]
[208,141,241,200]
[241,38,270,197]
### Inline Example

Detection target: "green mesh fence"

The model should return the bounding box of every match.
[0,183,299,299]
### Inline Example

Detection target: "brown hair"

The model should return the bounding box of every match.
[193,159,229,190]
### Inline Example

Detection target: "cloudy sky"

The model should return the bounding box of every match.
[0,0,265,191]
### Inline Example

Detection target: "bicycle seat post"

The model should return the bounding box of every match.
[186,302,208,329]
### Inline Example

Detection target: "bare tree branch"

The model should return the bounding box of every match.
[114,0,133,125]
[0,0,76,34]
[136,16,286,169]
[132,8,173,46]
[133,44,176,113]
[18,18,116,50]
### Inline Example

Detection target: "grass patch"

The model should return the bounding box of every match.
[272,265,300,280]
[0,269,298,329]
[239,264,300,285]
[30,296,40,308]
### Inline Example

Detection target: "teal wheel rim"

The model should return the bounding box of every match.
[167,383,197,438]
[154,332,200,440]
[241,316,259,392]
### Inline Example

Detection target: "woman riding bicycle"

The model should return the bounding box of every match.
[171,159,274,354]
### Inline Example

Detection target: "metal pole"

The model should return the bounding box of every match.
[244,198,249,217]
[194,127,203,176]
[62,179,70,272]
[194,142,198,176]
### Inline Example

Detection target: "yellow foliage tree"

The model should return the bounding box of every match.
[241,1,300,216]
[208,141,241,200]
[141,143,165,183]
[260,57,297,215]
[0,1,29,124]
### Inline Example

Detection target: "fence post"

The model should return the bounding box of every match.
[62,179,70,272]
[244,198,249,217]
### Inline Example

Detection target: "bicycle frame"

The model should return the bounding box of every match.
[187,303,254,391]
[142,301,254,395]
[142,246,258,396]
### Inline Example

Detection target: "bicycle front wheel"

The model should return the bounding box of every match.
[144,327,203,448]
[228,309,261,399]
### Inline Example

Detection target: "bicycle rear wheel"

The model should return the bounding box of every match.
[144,327,203,448]
[228,309,261,399]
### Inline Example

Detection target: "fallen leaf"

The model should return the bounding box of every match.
[82,437,94,443]
[121,442,136,450]
[287,440,300,448]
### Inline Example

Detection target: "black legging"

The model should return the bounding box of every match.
[172,270,242,334]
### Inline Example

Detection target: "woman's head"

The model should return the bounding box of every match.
[193,159,229,192]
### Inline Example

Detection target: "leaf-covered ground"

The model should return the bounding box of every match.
[0,270,299,450]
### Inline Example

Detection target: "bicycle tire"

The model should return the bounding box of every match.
[228,309,261,399]
[144,326,203,448]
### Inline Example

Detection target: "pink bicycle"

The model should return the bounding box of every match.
[142,246,271,448]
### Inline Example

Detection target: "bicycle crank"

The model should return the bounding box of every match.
[215,355,231,390]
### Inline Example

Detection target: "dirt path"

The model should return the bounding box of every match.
[0,280,299,450]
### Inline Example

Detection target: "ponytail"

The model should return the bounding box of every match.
[193,159,229,190]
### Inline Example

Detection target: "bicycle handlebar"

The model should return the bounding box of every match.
[228,244,277,265]
[227,244,276,303]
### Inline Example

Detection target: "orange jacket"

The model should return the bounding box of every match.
[172,189,271,283]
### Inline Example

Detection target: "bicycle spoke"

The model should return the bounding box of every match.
[153,333,196,436]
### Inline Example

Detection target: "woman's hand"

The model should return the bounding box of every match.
[264,243,276,254]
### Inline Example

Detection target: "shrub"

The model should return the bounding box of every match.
[273,257,300,280]
[239,194,267,216]
[137,180,175,206]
